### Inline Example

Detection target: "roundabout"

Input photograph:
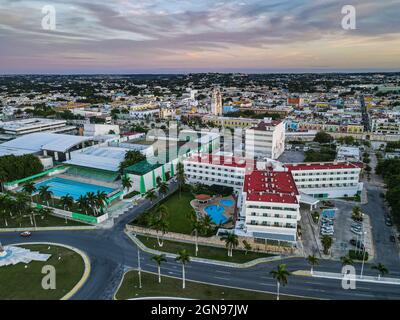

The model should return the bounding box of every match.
[0,242,90,300]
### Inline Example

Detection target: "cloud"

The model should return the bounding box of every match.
[0,0,399,73]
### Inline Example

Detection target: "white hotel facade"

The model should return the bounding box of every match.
[184,153,363,243]
[245,119,285,160]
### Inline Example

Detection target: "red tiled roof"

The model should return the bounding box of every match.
[285,162,363,171]
[186,154,256,169]
[244,170,299,204]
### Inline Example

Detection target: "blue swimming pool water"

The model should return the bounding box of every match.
[34,177,114,200]
[322,209,336,219]
[204,205,228,225]
[220,199,234,206]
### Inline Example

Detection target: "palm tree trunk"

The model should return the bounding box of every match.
[195,230,198,257]
[311,266,314,275]
[277,281,280,301]
[158,265,161,283]
[182,265,186,289]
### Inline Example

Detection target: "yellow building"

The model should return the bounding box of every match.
[202,116,260,128]
[347,124,364,134]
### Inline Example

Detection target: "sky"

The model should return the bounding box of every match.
[0,0,399,74]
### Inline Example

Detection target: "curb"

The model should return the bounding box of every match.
[0,226,97,233]
[293,270,400,285]
[9,242,91,300]
[125,230,297,268]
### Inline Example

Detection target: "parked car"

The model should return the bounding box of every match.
[20,231,32,237]
[390,235,396,243]
[351,228,363,235]
[385,218,393,227]
[350,239,365,250]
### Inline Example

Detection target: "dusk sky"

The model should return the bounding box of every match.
[0,0,399,74]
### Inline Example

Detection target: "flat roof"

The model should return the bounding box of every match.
[0,132,92,154]
[0,118,66,131]
[285,162,363,171]
[186,153,256,169]
[65,146,129,172]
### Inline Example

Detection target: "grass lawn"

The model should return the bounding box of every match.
[137,235,275,264]
[0,214,88,229]
[0,244,85,300]
[115,270,300,300]
[132,191,195,235]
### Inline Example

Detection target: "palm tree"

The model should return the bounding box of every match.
[340,255,354,267]
[175,250,191,289]
[220,233,239,257]
[150,216,169,247]
[22,181,36,201]
[321,235,333,255]
[191,220,201,256]
[243,240,252,255]
[176,162,185,198]
[60,194,74,224]
[270,264,291,301]
[154,205,169,220]
[158,182,169,198]
[151,254,167,283]
[86,192,97,215]
[307,254,319,274]
[372,263,389,280]
[121,175,132,192]
[77,195,88,214]
[60,194,74,211]
[145,190,157,204]
[200,214,213,236]
[38,186,53,206]
[352,206,363,221]
[95,191,108,213]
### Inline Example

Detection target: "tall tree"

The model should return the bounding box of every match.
[270,264,291,301]
[151,254,167,283]
[220,233,239,257]
[306,254,319,274]
[175,250,191,289]
[372,263,389,280]
[176,162,185,198]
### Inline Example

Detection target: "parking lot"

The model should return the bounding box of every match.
[300,199,374,260]
[278,149,305,163]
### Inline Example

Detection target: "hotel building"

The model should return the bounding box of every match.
[183,153,363,243]
[245,119,285,160]
[285,162,364,199]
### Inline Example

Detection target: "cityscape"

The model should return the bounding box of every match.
[0,0,399,311]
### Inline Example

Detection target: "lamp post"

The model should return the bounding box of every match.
[137,242,142,289]
[360,231,367,279]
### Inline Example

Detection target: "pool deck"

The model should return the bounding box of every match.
[190,195,236,227]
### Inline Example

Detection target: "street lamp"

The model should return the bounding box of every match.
[360,231,367,279]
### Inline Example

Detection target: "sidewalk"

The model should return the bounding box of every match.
[293,270,400,285]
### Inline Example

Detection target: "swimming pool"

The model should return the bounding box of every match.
[34,177,114,200]
[220,199,234,206]
[204,205,228,225]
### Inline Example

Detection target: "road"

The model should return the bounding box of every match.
[1,181,400,300]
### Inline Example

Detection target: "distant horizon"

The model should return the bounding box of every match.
[1,68,400,76]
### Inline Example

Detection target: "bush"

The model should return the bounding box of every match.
[349,250,368,261]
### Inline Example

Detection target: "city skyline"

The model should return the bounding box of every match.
[0,0,400,74]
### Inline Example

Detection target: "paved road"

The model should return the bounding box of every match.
[1,181,400,300]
